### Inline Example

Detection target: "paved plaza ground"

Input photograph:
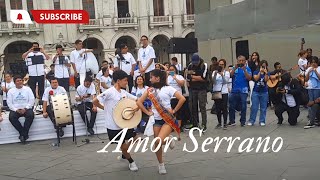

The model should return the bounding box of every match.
[0,98,319,180]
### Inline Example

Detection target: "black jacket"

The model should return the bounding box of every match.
[275,79,303,106]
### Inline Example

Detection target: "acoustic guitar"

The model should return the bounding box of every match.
[267,65,299,88]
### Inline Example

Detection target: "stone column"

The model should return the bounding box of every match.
[171,0,182,37]
[137,0,149,38]
[65,0,77,43]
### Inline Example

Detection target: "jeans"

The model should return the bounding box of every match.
[189,89,207,127]
[308,89,320,121]
[309,104,320,124]
[229,93,248,125]
[249,91,268,124]
[9,109,34,138]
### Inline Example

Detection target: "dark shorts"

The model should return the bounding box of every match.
[154,119,179,127]
[107,128,136,144]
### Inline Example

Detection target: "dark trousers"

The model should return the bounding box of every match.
[275,102,300,126]
[28,75,44,101]
[9,109,34,137]
[128,75,134,93]
[189,89,207,127]
[77,102,97,129]
[46,105,61,129]
[215,94,228,125]
[310,104,320,124]
[57,78,70,92]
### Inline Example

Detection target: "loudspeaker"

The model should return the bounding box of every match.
[167,38,198,54]
[235,40,249,60]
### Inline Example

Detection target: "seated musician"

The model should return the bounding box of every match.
[75,76,97,135]
[274,73,302,126]
[7,75,35,144]
[42,78,67,137]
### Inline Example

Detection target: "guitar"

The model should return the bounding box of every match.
[267,65,299,88]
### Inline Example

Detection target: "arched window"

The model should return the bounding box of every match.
[82,0,95,19]
[186,0,194,14]
[153,0,164,16]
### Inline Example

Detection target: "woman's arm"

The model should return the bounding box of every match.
[137,91,153,115]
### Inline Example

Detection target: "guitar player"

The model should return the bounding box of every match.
[268,62,287,107]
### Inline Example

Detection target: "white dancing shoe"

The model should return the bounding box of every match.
[158,163,167,174]
[129,162,138,172]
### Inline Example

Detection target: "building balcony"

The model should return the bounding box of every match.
[113,17,138,31]
[78,19,103,32]
[149,15,173,28]
[0,21,43,36]
[182,14,195,27]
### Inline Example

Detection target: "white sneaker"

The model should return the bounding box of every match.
[158,163,167,174]
[247,122,253,126]
[169,135,175,150]
[129,162,138,172]
[260,122,266,126]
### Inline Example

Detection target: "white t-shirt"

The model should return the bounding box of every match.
[150,86,177,120]
[70,49,87,74]
[113,53,136,75]
[138,45,156,73]
[306,67,320,89]
[53,55,70,78]
[25,52,47,76]
[7,86,35,111]
[42,86,67,103]
[298,58,308,74]
[167,75,185,93]
[1,81,15,100]
[75,84,96,104]
[97,87,137,130]
[131,86,149,98]
[282,86,296,107]
[96,69,113,81]
[212,70,231,94]
[100,75,113,92]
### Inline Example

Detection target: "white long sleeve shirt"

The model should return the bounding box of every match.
[7,86,35,111]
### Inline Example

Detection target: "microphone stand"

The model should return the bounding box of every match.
[76,90,103,147]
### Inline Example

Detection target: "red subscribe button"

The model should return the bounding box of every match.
[31,10,89,24]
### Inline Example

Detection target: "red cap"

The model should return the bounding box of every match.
[49,90,54,95]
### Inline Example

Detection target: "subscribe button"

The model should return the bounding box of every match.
[31,10,89,24]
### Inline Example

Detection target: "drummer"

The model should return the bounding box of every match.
[42,78,67,137]
[93,70,139,172]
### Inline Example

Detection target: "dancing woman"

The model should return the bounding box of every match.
[137,69,186,174]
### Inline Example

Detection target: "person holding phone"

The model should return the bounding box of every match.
[21,42,50,106]
[229,55,252,127]
[248,60,269,126]
[7,75,35,144]
[52,45,71,92]
[75,76,97,135]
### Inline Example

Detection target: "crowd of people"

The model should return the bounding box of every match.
[0,35,319,175]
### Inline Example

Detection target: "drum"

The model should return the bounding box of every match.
[51,93,72,125]
[85,52,99,74]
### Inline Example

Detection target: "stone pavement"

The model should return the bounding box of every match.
[0,99,320,180]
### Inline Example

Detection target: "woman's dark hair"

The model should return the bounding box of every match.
[259,60,268,67]
[102,67,109,74]
[134,75,145,88]
[311,56,319,64]
[150,69,167,89]
[169,65,178,74]
[163,62,170,66]
[218,59,227,68]
[119,43,127,50]
[251,52,260,64]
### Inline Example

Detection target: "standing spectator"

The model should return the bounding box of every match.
[248,60,269,126]
[114,44,136,92]
[247,52,260,107]
[305,97,320,129]
[274,73,302,125]
[168,65,186,128]
[138,35,156,86]
[171,57,182,72]
[1,72,14,108]
[298,50,309,84]
[304,56,320,128]
[209,57,218,72]
[7,75,35,144]
[186,53,209,131]
[52,45,71,92]
[21,42,50,105]
[212,59,230,129]
[229,55,252,127]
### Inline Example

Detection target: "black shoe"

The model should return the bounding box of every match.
[19,135,26,144]
[210,110,216,114]
[215,124,222,129]
[277,120,283,125]
[24,135,29,140]
[58,128,64,137]
[223,125,227,130]
[88,128,95,135]
[241,124,246,127]
[202,126,207,133]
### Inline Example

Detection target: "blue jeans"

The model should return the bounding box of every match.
[229,93,248,125]
[249,91,268,124]
[308,89,320,121]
